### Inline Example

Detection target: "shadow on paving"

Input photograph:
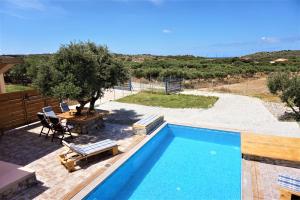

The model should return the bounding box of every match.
[0,113,140,200]
[0,116,138,166]
[10,180,49,200]
[105,109,143,125]
[0,123,64,166]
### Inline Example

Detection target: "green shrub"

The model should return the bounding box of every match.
[267,72,300,118]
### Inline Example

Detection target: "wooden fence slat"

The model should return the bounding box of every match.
[0,105,24,113]
[0,98,23,105]
[0,90,59,130]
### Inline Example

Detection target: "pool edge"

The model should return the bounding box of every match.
[69,122,243,200]
[70,122,169,200]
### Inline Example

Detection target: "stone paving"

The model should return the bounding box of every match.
[0,122,144,200]
[1,89,300,199]
[97,90,300,137]
[242,159,300,200]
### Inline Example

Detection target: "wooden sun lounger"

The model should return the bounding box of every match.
[59,140,118,172]
[278,175,300,200]
[133,115,164,135]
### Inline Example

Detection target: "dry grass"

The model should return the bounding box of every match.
[203,78,281,102]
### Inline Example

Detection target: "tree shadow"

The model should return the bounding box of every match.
[0,109,144,166]
[104,108,143,125]
[71,122,138,145]
[0,124,64,166]
[279,111,300,122]
[0,110,146,200]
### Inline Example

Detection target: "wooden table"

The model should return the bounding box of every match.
[57,109,109,134]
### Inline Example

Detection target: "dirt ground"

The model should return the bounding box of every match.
[201,78,280,102]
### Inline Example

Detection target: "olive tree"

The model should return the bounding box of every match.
[32,41,128,115]
[267,72,300,118]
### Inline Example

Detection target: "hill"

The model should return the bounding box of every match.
[117,50,300,80]
[3,50,300,85]
[241,50,300,61]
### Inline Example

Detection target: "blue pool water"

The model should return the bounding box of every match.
[85,124,241,200]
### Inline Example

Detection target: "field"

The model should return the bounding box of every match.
[202,78,280,102]
[117,91,218,108]
[119,50,300,80]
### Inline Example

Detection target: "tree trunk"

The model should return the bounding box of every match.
[89,90,101,112]
[286,100,300,119]
[76,100,88,115]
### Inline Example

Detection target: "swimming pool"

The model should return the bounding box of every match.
[84,124,241,200]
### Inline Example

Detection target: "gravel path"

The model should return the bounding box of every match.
[262,101,288,119]
[95,90,300,138]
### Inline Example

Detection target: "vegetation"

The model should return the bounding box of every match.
[5,84,33,93]
[267,72,300,118]
[117,91,218,108]
[31,41,128,115]
[118,50,300,80]
[5,50,300,85]
[243,50,300,61]
[5,54,50,84]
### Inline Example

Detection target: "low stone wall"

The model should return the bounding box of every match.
[71,117,104,134]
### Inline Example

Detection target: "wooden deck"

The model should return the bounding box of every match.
[241,132,300,162]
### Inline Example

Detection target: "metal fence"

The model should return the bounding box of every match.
[95,76,269,106]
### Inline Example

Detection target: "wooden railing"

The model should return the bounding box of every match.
[0,90,60,131]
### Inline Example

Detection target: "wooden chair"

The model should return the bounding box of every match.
[37,112,53,137]
[42,106,57,118]
[60,102,70,113]
[48,116,73,143]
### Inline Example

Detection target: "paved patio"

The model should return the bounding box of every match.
[0,121,145,200]
[1,90,300,199]
[242,159,300,199]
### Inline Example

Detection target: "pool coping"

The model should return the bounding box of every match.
[70,122,243,200]
[70,122,168,200]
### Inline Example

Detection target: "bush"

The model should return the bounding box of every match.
[267,72,300,118]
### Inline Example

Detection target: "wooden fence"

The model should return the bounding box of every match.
[0,90,60,131]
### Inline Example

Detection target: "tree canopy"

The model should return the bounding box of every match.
[32,41,128,114]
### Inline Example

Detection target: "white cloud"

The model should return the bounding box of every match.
[1,0,67,19]
[162,29,172,34]
[148,0,164,6]
[261,36,280,44]
[0,10,29,19]
[5,0,45,11]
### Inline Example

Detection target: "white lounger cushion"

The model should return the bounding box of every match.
[134,115,162,127]
[133,115,164,135]
[278,175,300,193]
[63,140,117,156]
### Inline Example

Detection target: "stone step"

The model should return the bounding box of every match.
[0,161,37,200]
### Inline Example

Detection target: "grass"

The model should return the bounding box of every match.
[5,84,33,93]
[117,91,218,108]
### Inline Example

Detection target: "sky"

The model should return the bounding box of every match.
[0,0,300,57]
